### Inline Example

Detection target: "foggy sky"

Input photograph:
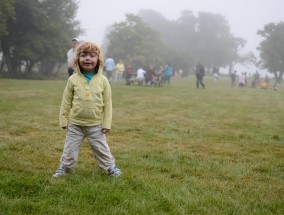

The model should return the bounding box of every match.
[77,0,284,58]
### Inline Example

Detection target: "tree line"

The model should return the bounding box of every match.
[105,10,283,82]
[0,1,283,81]
[0,0,81,78]
[105,11,246,77]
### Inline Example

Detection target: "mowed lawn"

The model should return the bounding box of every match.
[0,76,283,215]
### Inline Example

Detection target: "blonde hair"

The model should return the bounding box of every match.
[73,41,104,72]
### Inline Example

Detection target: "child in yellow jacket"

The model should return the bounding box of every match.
[53,41,122,178]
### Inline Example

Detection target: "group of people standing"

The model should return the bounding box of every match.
[104,56,126,84]
[136,63,174,86]
[195,64,278,92]
[103,57,174,87]
[230,70,274,90]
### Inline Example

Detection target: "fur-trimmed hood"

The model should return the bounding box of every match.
[72,41,104,75]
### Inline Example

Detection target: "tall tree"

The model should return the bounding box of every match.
[0,0,81,78]
[138,10,246,74]
[195,12,245,71]
[106,14,163,68]
[0,0,15,72]
[258,22,284,82]
[0,0,15,36]
[139,9,197,74]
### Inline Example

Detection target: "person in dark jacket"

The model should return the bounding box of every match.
[195,62,205,89]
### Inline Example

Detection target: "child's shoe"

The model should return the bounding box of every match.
[52,168,67,178]
[108,166,122,177]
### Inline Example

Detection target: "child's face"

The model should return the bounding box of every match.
[79,52,98,72]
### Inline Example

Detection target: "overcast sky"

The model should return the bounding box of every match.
[76,0,284,57]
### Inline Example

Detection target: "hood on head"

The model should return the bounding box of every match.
[72,41,104,74]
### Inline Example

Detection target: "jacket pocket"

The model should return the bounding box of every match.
[71,100,103,120]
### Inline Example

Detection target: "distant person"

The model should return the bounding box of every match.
[145,65,154,85]
[114,59,125,84]
[125,64,134,85]
[254,70,260,87]
[239,72,246,88]
[53,41,122,178]
[155,64,164,86]
[244,72,248,87]
[273,82,279,91]
[162,62,173,85]
[66,38,79,77]
[104,56,115,82]
[212,66,219,82]
[136,66,146,85]
[260,79,268,89]
[231,70,237,87]
[195,62,205,89]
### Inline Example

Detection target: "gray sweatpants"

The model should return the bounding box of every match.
[59,124,115,172]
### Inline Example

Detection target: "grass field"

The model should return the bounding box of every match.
[0,76,283,215]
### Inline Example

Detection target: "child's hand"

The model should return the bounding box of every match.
[102,128,109,134]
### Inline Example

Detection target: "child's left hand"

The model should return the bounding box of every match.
[102,128,109,134]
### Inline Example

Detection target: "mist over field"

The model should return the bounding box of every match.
[77,0,284,77]
[78,0,283,52]
[1,0,283,81]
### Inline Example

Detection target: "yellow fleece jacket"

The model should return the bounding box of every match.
[59,67,112,129]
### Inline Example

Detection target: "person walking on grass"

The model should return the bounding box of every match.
[53,41,122,178]
[67,38,80,77]
[195,62,206,89]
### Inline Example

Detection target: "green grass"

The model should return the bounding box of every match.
[0,76,283,215]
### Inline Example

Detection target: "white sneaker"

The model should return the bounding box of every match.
[108,166,122,177]
[52,168,67,178]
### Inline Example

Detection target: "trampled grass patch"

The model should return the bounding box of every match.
[0,77,283,214]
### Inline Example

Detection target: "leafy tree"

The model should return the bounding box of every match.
[139,10,196,74]
[138,10,246,74]
[139,9,178,49]
[175,10,197,54]
[0,0,81,78]
[106,14,163,68]
[0,0,15,36]
[0,0,15,72]
[167,10,197,74]
[258,22,284,82]
[195,12,246,71]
